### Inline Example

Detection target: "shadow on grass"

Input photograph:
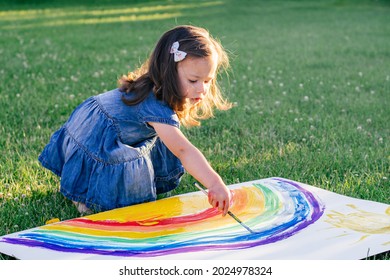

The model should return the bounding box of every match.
[0,187,80,234]
[0,190,85,260]
[363,250,390,260]
[1,0,167,10]
[0,253,16,260]
[0,0,226,30]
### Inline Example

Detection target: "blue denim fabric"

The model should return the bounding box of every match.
[38,89,184,211]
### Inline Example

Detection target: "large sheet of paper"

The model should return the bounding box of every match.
[0,177,389,259]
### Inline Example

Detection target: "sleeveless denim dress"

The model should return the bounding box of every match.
[38,89,184,211]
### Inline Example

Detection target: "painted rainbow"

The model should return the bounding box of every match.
[2,178,324,257]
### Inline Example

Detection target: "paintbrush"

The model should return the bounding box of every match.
[194,183,255,234]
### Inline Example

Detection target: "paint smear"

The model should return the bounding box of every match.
[1,178,324,257]
[325,204,390,234]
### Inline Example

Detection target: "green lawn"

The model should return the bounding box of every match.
[0,0,389,259]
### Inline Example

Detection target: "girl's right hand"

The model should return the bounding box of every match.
[207,184,231,216]
[150,121,232,216]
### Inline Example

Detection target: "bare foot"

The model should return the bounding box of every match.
[72,201,93,215]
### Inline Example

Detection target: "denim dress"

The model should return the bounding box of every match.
[38,89,184,211]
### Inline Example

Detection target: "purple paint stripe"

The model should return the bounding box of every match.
[275,177,325,223]
[1,232,297,258]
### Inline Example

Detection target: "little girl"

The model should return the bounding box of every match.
[39,25,232,216]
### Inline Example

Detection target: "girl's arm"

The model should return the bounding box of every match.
[149,122,231,216]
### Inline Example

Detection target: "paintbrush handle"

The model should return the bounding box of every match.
[226,211,254,233]
[227,211,242,223]
[194,183,209,196]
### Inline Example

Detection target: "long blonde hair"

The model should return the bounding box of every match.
[119,25,232,127]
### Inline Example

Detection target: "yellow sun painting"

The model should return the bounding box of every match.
[325,204,390,245]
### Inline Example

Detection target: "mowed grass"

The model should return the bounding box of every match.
[0,0,389,259]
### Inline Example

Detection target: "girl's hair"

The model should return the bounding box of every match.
[118,25,232,127]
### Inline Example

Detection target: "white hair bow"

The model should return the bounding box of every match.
[170,41,187,62]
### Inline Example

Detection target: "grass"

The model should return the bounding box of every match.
[0,0,389,260]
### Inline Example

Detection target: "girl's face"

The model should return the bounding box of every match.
[177,54,218,105]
